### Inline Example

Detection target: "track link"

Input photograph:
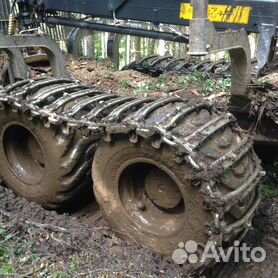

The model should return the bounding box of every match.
[0,78,261,264]
[122,55,231,77]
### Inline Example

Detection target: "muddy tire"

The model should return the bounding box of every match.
[93,103,261,258]
[93,137,212,255]
[0,107,95,210]
[93,138,260,254]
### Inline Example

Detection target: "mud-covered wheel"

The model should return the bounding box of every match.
[93,137,211,254]
[93,137,219,254]
[93,102,261,258]
[0,108,94,210]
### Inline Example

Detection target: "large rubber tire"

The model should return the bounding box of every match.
[92,102,260,259]
[93,137,211,255]
[0,107,95,210]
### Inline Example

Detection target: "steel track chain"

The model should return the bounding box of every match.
[122,55,232,77]
[0,77,262,248]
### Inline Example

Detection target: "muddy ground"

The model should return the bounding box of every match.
[1,169,278,278]
[1,57,278,277]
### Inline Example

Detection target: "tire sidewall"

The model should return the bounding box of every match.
[93,138,211,255]
[0,109,67,205]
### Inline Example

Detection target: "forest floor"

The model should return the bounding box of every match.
[66,57,232,98]
[1,57,278,277]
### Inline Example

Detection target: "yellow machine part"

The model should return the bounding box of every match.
[180,3,251,24]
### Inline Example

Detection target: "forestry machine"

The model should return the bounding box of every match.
[0,0,277,273]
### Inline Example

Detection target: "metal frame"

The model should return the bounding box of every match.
[0,33,28,81]
[0,33,69,81]
[33,0,278,34]
[45,16,189,44]
[42,0,253,95]
[36,0,277,70]
[107,33,121,67]
[3,0,277,90]
[67,27,95,58]
[188,0,251,96]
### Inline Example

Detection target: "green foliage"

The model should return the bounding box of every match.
[0,247,14,276]
[70,260,78,273]
[133,71,231,95]
[52,271,71,278]
[0,263,13,276]
[0,228,7,239]
[0,228,13,276]
[177,71,231,95]
[14,240,33,256]
[135,75,167,93]
[261,184,278,200]
[0,228,38,276]
[120,79,131,90]
[256,76,271,85]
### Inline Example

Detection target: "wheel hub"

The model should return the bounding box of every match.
[118,162,185,236]
[3,124,45,184]
[145,169,182,209]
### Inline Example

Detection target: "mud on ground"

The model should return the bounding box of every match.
[0,181,278,277]
[0,183,186,277]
